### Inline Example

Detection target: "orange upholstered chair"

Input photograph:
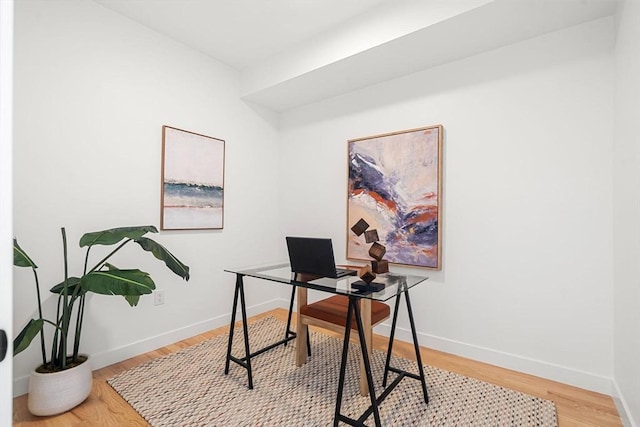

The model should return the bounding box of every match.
[295,272,390,396]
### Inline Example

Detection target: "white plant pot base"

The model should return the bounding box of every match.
[27,356,92,416]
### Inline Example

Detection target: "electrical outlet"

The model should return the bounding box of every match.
[154,290,165,306]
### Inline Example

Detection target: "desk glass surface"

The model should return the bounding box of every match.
[225,263,428,302]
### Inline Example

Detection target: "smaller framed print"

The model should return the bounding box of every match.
[161,126,225,230]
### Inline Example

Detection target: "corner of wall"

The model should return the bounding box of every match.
[612,379,638,427]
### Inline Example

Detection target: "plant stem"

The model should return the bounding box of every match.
[70,238,131,362]
[31,268,47,367]
[83,246,91,276]
[51,295,61,366]
[86,239,131,273]
[72,295,85,361]
[60,227,69,370]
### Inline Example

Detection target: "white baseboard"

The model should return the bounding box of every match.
[612,379,638,427]
[12,298,287,398]
[375,322,615,396]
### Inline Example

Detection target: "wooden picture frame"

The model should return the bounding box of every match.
[161,126,225,230]
[347,125,443,269]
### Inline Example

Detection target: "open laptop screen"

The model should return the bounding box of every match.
[286,236,353,279]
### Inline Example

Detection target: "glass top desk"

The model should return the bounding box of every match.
[224,263,429,427]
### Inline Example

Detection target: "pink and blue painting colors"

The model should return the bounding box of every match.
[347,125,443,269]
[161,126,225,230]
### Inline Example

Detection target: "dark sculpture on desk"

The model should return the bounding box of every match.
[350,218,389,291]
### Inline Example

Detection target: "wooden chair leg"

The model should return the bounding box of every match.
[296,287,309,367]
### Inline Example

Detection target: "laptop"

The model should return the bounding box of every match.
[286,236,358,279]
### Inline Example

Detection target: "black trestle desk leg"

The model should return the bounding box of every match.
[224,274,241,376]
[333,296,354,427]
[383,293,402,387]
[405,290,428,403]
[285,285,296,345]
[238,276,253,389]
[353,298,382,427]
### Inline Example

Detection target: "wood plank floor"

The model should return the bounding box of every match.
[13,308,623,426]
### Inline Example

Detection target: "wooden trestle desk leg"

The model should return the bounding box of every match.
[296,286,308,367]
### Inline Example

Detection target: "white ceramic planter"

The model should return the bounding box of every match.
[27,356,92,416]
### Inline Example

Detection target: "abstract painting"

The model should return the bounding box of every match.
[347,125,443,269]
[161,126,225,230]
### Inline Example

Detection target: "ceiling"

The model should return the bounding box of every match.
[93,0,620,112]
[93,0,394,70]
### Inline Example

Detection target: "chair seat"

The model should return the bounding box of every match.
[300,295,390,329]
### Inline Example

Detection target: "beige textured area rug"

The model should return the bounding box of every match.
[108,316,557,426]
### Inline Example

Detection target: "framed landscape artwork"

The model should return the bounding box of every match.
[161,126,225,230]
[347,125,443,269]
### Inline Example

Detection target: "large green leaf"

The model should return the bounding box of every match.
[135,237,190,281]
[81,269,156,299]
[50,277,84,295]
[104,264,143,306]
[79,225,158,248]
[13,238,37,268]
[13,319,44,356]
[124,295,141,307]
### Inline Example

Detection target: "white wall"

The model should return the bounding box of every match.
[613,0,640,424]
[0,0,14,422]
[279,18,615,393]
[12,0,282,395]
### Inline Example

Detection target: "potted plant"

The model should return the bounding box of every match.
[13,225,190,416]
